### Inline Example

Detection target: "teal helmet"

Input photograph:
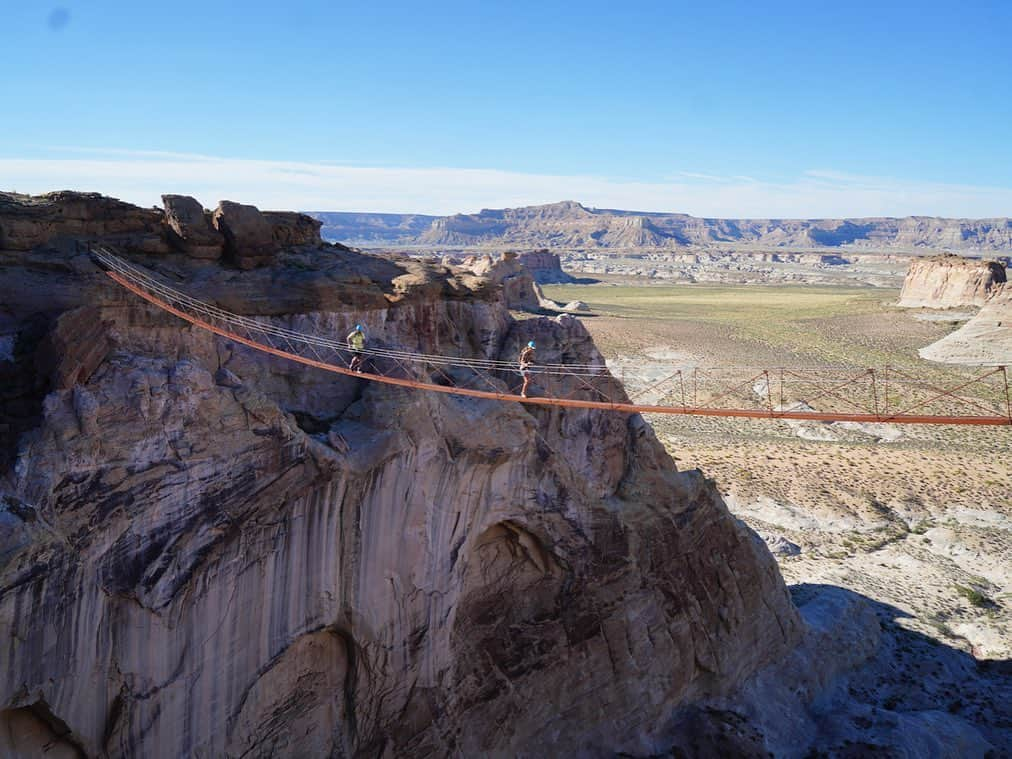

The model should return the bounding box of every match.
[528,340,535,348]
[356,324,363,331]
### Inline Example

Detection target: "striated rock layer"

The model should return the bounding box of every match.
[0,191,327,270]
[311,200,1012,252]
[0,218,801,756]
[898,255,1007,308]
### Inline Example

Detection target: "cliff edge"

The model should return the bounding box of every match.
[0,193,801,757]
[898,255,1007,308]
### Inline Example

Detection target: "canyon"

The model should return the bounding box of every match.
[1,192,1008,757]
[1,192,795,757]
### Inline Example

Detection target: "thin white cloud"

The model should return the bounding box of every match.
[2,150,1011,218]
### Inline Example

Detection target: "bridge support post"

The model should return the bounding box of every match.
[1002,366,1011,425]
[870,368,880,420]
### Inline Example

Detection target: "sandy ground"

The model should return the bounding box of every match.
[543,279,1012,669]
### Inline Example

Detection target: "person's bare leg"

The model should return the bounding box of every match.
[521,375,530,397]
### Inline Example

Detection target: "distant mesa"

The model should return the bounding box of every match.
[308,200,1012,252]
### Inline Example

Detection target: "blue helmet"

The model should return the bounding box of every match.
[527,340,535,348]
[355,324,363,331]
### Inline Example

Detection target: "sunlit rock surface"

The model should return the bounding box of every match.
[1,216,800,756]
[898,255,1006,308]
[920,285,1012,364]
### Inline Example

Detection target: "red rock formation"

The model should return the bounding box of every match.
[897,255,1006,308]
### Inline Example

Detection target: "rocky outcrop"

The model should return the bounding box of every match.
[0,191,168,253]
[0,236,801,757]
[0,192,329,270]
[312,200,1012,252]
[162,194,225,260]
[517,249,575,283]
[213,201,280,269]
[920,285,1012,364]
[898,255,1007,308]
[455,251,542,311]
[263,211,324,248]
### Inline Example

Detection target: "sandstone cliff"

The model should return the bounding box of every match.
[454,251,544,311]
[898,255,1007,308]
[0,191,326,269]
[517,249,576,284]
[0,196,802,757]
[310,201,1012,253]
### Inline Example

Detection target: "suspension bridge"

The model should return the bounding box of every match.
[90,247,1012,426]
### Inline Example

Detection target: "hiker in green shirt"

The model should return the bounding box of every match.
[347,324,366,373]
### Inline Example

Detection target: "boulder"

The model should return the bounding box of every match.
[262,211,323,248]
[898,255,1006,308]
[162,195,224,260]
[212,201,279,269]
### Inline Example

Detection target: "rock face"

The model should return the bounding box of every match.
[455,251,542,311]
[311,200,1012,252]
[213,201,280,269]
[0,233,802,756]
[898,255,1007,308]
[517,248,576,283]
[162,194,225,259]
[0,192,329,271]
[0,191,168,253]
[263,211,324,248]
[920,285,1012,364]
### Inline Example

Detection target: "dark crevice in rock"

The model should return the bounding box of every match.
[0,700,88,759]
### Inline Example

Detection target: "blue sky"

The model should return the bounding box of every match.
[3,1,1011,216]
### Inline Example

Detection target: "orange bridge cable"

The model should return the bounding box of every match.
[101,270,1012,427]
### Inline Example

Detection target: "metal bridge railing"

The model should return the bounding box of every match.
[89,246,1012,426]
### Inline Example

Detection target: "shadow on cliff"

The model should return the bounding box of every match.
[790,581,1009,671]
[676,583,1011,757]
[772,582,1011,756]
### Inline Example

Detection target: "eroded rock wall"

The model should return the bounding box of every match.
[517,249,575,284]
[898,255,1007,308]
[0,191,168,253]
[0,192,326,270]
[0,242,800,757]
